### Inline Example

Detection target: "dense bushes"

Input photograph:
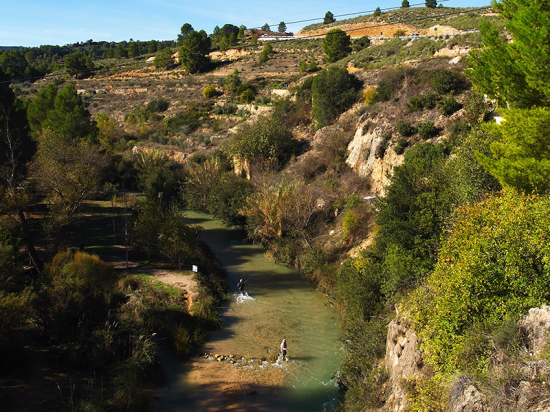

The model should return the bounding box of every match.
[396,120,416,137]
[311,67,362,129]
[407,92,437,112]
[409,191,550,374]
[226,115,297,169]
[417,120,438,139]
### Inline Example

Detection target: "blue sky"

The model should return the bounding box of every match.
[1,0,489,47]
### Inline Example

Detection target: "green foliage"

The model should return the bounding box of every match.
[27,83,97,140]
[396,120,416,137]
[202,85,218,98]
[323,29,352,63]
[240,88,255,104]
[373,7,382,17]
[226,115,297,167]
[64,51,93,77]
[407,92,437,112]
[311,67,361,129]
[31,129,108,234]
[438,94,462,115]
[184,159,253,225]
[431,68,463,94]
[153,47,174,69]
[407,375,447,412]
[352,36,371,52]
[164,106,204,134]
[138,165,179,207]
[402,0,410,7]
[278,21,287,33]
[324,11,335,24]
[467,0,550,108]
[394,137,409,155]
[158,212,199,269]
[224,69,241,94]
[476,107,550,194]
[180,30,211,73]
[409,191,550,374]
[177,23,194,46]
[417,120,438,140]
[426,0,437,7]
[375,143,452,297]
[146,98,169,113]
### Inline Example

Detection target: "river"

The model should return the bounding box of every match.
[155,211,341,411]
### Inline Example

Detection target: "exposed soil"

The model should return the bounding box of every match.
[296,22,463,38]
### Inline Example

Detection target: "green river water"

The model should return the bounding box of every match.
[155,211,341,411]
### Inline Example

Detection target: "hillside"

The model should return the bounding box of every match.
[4,4,550,412]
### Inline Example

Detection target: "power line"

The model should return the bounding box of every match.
[1,4,491,85]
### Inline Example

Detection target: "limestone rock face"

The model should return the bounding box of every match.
[345,121,403,196]
[385,319,423,412]
[518,306,550,356]
[448,377,488,412]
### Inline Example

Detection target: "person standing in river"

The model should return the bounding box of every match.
[280,339,287,361]
[237,278,246,293]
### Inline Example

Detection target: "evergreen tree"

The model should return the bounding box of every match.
[374,7,382,17]
[426,0,437,7]
[261,23,270,31]
[311,67,361,129]
[179,30,211,74]
[278,22,287,33]
[402,0,410,7]
[467,0,550,108]
[323,29,352,63]
[324,11,335,24]
[64,51,93,78]
[177,23,194,45]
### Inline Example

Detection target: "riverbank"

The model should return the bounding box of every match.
[153,212,341,412]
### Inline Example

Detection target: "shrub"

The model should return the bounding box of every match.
[417,120,438,139]
[226,116,297,167]
[164,106,203,133]
[312,67,362,129]
[431,68,463,94]
[352,36,371,52]
[241,88,255,104]
[407,92,437,112]
[438,94,462,115]
[409,191,550,374]
[396,120,416,137]
[363,87,377,106]
[202,85,218,98]
[394,30,406,37]
[146,98,169,113]
[394,137,409,154]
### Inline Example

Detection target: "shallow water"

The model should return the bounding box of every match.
[155,211,341,411]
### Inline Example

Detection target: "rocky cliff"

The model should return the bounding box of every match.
[384,307,550,412]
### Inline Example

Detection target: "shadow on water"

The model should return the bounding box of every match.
[156,212,341,411]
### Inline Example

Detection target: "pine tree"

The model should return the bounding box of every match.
[467,0,550,108]
[324,11,335,24]
[278,22,287,33]
[323,29,351,63]
[426,0,437,7]
[402,0,410,7]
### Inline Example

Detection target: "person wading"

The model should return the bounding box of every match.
[280,339,287,361]
[237,278,246,293]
